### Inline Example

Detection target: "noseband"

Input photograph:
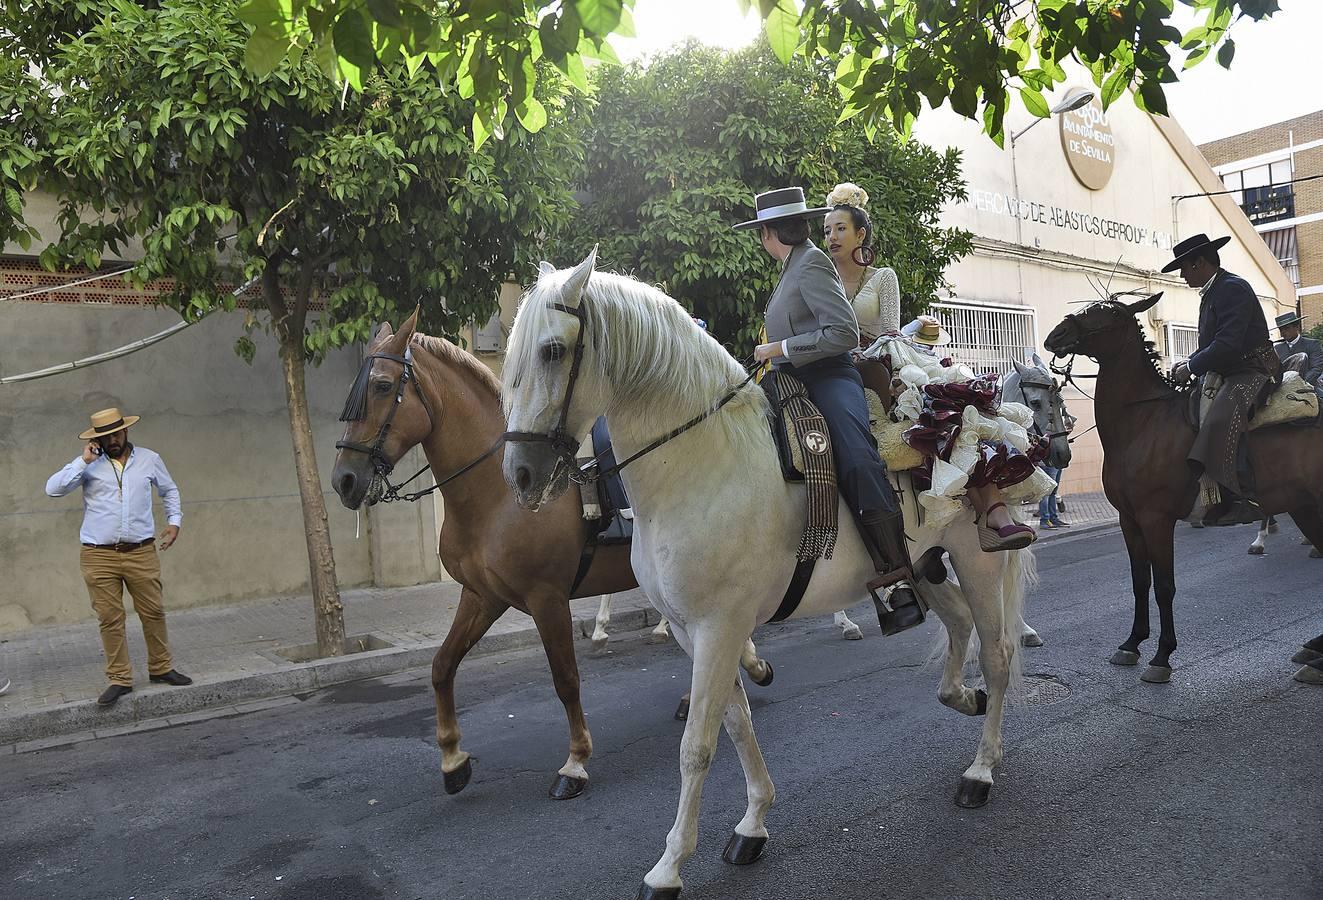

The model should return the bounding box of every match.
[336,348,437,501]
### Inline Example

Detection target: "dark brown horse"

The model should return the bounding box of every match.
[1044,293,1323,682]
[331,311,636,799]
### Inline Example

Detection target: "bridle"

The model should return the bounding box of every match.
[1013,372,1073,441]
[503,298,759,485]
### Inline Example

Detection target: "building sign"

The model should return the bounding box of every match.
[963,188,1174,251]
[1059,90,1115,190]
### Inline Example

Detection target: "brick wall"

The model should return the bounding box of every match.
[1199,110,1323,325]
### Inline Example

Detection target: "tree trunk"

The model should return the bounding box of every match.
[278,328,345,658]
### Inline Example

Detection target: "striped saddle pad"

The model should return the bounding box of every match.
[762,369,839,562]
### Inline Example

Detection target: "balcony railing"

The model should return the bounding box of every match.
[1241,184,1295,224]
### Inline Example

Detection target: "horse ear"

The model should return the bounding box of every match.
[1012,358,1034,378]
[369,321,394,349]
[394,306,420,349]
[1125,292,1162,315]
[561,245,598,307]
[538,260,555,277]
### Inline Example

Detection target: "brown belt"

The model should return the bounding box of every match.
[82,538,154,552]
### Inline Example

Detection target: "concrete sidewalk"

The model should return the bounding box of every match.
[0,491,1119,753]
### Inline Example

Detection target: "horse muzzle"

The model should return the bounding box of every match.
[332,456,377,510]
[1043,320,1078,357]
[1047,434,1072,469]
[503,442,570,511]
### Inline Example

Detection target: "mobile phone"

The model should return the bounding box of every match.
[92,443,103,456]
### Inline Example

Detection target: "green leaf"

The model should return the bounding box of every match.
[1101,68,1128,107]
[1018,86,1050,118]
[244,28,290,77]
[765,0,799,64]
[333,7,376,89]
[515,96,547,133]
[473,109,492,150]
[577,0,624,35]
[1217,38,1236,69]
[366,0,405,29]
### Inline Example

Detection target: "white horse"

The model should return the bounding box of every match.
[502,252,1030,899]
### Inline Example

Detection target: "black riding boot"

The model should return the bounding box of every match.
[859,508,925,635]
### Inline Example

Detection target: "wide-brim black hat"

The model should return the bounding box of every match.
[1161,232,1231,273]
[733,187,831,231]
[1274,311,1308,330]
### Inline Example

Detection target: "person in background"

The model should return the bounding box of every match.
[45,408,193,707]
[1037,464,1070,529]
[1272,311,1322,387]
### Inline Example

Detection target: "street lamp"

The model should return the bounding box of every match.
[1011,90,1096,145]
[1008,89,1097,303]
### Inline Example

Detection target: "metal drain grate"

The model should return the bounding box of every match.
[1020,673,1072,705]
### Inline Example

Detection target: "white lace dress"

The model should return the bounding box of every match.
[848,267,901,341]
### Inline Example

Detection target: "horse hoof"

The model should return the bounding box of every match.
[591,636,609,652]
[1021,632,1044,648]
[1247,545,1264,556]
[843,625,864,641]
[648,629,671,644]
[1109,649,1140,667]
[549,774,587,800]
[443,758,472,795]
[1293,663,1323,684]
[1290,647,1323,665]
[954,776,992,808]
[973,689,988,716]
[674,698,689,721]
[636,883,681,900]
[751,662,774,688]
[722,831,768,865]
[1140,665,1172,684]
[1311,548,1321,559]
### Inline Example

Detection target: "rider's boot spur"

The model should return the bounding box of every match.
[859,508,925,635]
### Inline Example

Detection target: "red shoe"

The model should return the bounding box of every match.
[977,503,1037,552]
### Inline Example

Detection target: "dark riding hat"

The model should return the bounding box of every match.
[1274,311,1308,331]
[732,187,831,231]
[1160,232,1231,273]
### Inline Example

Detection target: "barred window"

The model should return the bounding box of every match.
[928,300,1039,375]
[1166,322,1200,362]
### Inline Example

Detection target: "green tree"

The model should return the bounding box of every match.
[235,0,1282,146]
[3,0,582,656]
[552,42,970,352]
[1307,322,1323,343]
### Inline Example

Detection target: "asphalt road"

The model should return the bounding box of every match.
[3,523,1320,900]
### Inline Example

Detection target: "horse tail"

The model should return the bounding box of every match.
[1000,547,1036,698]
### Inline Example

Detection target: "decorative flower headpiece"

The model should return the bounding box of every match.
[826,182,869,210]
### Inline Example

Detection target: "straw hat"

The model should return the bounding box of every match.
[902,315,952,347]
[79,407,140,440]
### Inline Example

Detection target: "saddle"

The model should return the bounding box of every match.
[857,354,925,471]
[577,418,632,546]
[1188,367,1320,432]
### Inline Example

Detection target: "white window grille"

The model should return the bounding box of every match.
[1165,322,1200,362]
[927,300,1038,375]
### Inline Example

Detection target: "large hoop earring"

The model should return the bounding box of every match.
[852,245,875,267]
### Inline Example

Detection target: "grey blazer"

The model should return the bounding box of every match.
[765,242,860,367]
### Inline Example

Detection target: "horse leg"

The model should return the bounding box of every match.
[833,610,864,640]
[740,637,773,687]
[651,617,673,643]
[1111,514,1152,667]
[719,676,776,866]
[1288,506,1323,558]
[1139,517,1178,683]
[946,551,1017,807]
[1019,614,1044,648]
[530,597,595,800]
[433,587,507,795]
[640,624,746,899]
[1248,518,1268,556]
[592,594,613,650]
[924,579,984,716]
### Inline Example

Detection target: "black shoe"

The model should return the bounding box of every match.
[149,669,193,686]
[97,684,133,706]
[875,582,925,636]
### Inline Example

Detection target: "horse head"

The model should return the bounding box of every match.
[502,248,602,510]
[332,309,433,509]
[1008,357,1072,469]
[1044,292,1162,362]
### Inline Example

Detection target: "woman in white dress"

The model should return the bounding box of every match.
[822,183,1042,550]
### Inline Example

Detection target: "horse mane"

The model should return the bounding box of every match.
[410,332,502,398]
[1101,296,1190,393]
[504,267,769,450]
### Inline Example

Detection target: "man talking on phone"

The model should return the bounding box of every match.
[46,407,193,706]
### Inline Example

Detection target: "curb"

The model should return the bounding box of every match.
[1034,518,1121,544]
[2,605,660,755]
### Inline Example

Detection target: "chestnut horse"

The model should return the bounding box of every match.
[331,312,640,800]
[1044,293,1323,682]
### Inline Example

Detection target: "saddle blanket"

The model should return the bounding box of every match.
[1194,370,1319,432]
[761,369,840,561]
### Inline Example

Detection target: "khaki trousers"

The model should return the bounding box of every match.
[80,544,173,685]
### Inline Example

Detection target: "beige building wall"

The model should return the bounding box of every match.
[913,80,1295,494]
[0,296,443,633]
